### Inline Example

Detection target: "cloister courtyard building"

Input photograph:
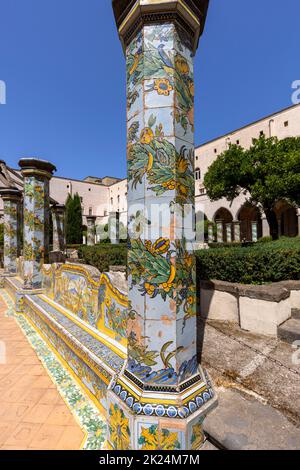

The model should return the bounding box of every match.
[1,103,300,242]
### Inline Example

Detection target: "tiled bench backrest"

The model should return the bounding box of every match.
[42,263,128,347]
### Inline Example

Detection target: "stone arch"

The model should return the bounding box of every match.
[213,207,233,242]
[237,203,262,241]
[274,200,298,237]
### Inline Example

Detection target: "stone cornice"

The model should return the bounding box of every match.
[0,187,22,201]
[19,158,56,179]
[112,0,209,54]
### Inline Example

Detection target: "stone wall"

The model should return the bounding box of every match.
[200,279,300,336]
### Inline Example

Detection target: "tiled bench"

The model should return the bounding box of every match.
[23,293,126,414]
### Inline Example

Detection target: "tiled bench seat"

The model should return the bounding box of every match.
[22,293,126,414]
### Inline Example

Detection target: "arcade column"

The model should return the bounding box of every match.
[50,204,66,263]
[86,216,96,246]
[0,188,22,275]
[19,158,56,289]
[109,0,216,450]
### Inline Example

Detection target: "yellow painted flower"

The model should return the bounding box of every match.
[139,425,180,450]
[109,403,131,450]
[184,253,193,268]
[116,308,121,316]
[154,78,173,96]
[140,127,154,145]
[175,55,190,75]
[178,184,188,196]
[144,282,156,296]
[191,422,204,450]
[177,156,188,174]
[187,295,195,305]
[105,297,111,308]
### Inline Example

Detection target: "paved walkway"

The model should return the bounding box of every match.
[0,295,85,450]
[198,318,300,449]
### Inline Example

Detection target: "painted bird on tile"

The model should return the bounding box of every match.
[157,44,174,75]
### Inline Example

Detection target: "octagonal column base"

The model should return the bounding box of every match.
[107,365,217,450]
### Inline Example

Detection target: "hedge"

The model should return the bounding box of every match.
[78,237,300,284]
[196,237,300,284]
[78,244,127,273]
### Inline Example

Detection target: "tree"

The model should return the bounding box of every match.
[204,136,300,239]
[65,193,83,244]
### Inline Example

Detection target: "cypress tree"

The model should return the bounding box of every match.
[65,193,83,244]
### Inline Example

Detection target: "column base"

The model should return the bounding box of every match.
[107,365,217,450]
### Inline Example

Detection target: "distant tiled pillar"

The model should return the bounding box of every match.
[86,216,96,246]
[208,223,214,243]
[19,158,56,289]
[0,188,22,275]
[51,204,65,252]
[110,0,216,451]
[262,216,270,237]
[226,223,232,243]
[216,220,223,243]
[109,211,120,245]
[233,221,241,242]
[251,221,258,242]
[277,218,282,238]
[49,204,65,263]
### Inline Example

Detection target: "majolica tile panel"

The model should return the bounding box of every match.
[23,175,50,289]
[3,199,20,274]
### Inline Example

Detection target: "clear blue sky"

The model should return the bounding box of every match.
[0,0,298,180]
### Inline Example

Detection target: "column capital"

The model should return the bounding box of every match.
[112,0,210,53]
[19,158,56,179]
[0,187,22,201]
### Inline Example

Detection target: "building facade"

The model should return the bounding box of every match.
[1,104,299,242]
[195,104,300,241]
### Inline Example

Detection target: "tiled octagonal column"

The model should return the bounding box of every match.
[86,216,96,246]
[109,0,216,451]
[19,158,56,289]
[0,188,22,275]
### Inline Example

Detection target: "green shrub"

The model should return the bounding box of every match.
[196,237,300,284]
[208,241,254,249]
[78,244,127,272]
[257,236,273,244]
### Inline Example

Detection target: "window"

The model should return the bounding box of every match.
[199,188,206,195]
[214,148,217,154]
[260,130,264,136]
[89,207,92,216]
[284,121,289,127]
[80,197,83,203]
[67,185,69,189]
[196,156,198,160]
[117,195,120,204]
[89,188,91,192]
[195,168,201,181]
[110,197,113,206]
[236,139,240,145]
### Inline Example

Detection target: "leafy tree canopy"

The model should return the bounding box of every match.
[204,136,300,238]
